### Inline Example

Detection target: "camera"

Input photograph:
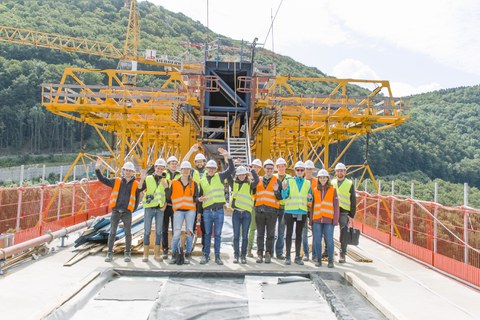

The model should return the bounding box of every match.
[146,194,154,204]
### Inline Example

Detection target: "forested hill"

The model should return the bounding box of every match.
[0,0,479,190]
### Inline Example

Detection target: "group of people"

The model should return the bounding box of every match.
[95,143,356,268]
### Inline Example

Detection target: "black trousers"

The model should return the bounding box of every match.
[255,207,278,255]
[107,209,132,253]
[339,211,350,254]
[285,213,307,258]
[162,205,174,252]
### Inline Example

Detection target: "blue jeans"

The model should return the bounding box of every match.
[172,210,196,255]
[143,207,164,246]
[203,208,224,256]
[302,221,317,257]
[275,209,285,257]
[232,209,251,258]
[313,222,334,261]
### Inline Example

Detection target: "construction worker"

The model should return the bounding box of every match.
[274,157,290,260]
[311,169,339,268]
[302,160,317,261]
[198,148,234,265]
[230,165,259,264]
[138,158,169,262]
[169,161,200,265]
[255,159,283,263]
[281,161,312,265]
[183,144,207,252]
[95,158,144,262]
[332,162,356,263]
[247,158,263,258]
[162,155,181,259]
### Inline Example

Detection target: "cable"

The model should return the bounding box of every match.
[262,0,284,48]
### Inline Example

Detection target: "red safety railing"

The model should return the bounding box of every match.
[355,191,480,287]
[0,180,111,246]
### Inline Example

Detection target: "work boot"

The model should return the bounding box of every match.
[154,245,163,262]
[294,257,304,265]
[105,252,113,262]
[124,252,131,262]
[303,254,309,262]
[200,255,209,265]
[143,245,150,262]
[240,256,247,264]
[215,254,223,265]
[339,253,346,263]
[327,260,334,268]
[256,254,263,263]
[162,249,168,260]
[233,256,239,264]
[285,256,291,265]
[264,252,271,264]
[247,248,254,258]
[168,252,177,265]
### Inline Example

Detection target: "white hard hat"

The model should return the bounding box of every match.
[122,161,135,172]
[251,159,262,167]
[317,169,329,177]
[206,160,217,168]
[304,160,315,169]
[294,161,306,169]
[167,156,178,163]
[194,153,206,161]
[236,166,248,175]
[275,157,287,165]
[335,163,347,170]
[154,158,166,166]
[180,161,192,169]
[263,159,274,167]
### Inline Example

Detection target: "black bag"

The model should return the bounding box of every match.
[342,226,360,246]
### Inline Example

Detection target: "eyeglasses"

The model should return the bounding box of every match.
[296,169,305,172]
[265,167,274,170]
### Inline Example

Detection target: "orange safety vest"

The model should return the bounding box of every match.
[255,176,280,209]
[109,178,139,212]
[171,179,196,211]
[312,186,335,221]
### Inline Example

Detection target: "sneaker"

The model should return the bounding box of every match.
[240,256,247,264]
[215,254,223,265]
[303,255,309,262]
[327,260,334,268]
[105,252,113,262]
[285,257,291,265]
[168,258,177,265]
[200,255,209,265]
[276,254,285,260]
[124,252,131,262]
[185,253,192,260]
[339,253,346,263]
[184,258,191,264]
[264,252,272,264]
[256,255,263,263]
[233,257,239,264]
[294,257,304,265]
[315,261,322,267]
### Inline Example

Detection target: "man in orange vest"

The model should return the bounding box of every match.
[255,159,283,263]
[95,158,144,262]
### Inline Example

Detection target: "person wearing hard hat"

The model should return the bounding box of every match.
[230,165,259,264]
[274,157,290,260]
[138,158,169,262]
[302,160,317,262]
[254,159,283,263]
[332,162,356,263]
[169,161,200,265]
[161,155,181,259]
[311,169,339,268]
[95,158,144,263]
[246,158,263,258]
[281,161,312,265]
[198,147,234,265]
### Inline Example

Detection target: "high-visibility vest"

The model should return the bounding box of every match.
[332,178,353,211]
[109,178,138,212]
[312,186,335,221]
[275,173,291,206]
[284,178,310,213]
[231,181,254,213]
[255,176,280,209]
[142,175,167,208]
[171,179,196,211]
[192,169,205,183]
[200,173,226,208]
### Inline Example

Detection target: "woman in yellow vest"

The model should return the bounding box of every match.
[169,161,200,264]
[281,161,312,265]
[230,165,259,264]
[311,169,339,268]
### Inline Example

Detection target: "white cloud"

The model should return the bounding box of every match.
[390,81,443,97]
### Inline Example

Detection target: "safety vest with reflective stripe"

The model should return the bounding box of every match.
[332,178,353,211]
[275,173,291,206]
[200,174,226,208]
[284,178,311,213]
[255,176,280,209]
[142,175,167,208]
[312,186,335,221]
[231,181,254,213]
[109,178,138,212]
[192,169,205,183]
[171,179,196,211]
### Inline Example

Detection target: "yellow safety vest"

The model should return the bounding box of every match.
[200,174,226,208]
[231,181,254,213]
[142,175,168,208]
[332,178,353,211]
[192,169,205,183]
[284,178,310,213]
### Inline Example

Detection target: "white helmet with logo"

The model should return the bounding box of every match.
[236,166,248,175]
[263,159,274,167]
[275,157,287,165]
[167,156,178,163]
[180,161,192,169]
[335,162,346,170]
[122,161,135,172]
[317,169,329,177]
[294,161,306,169]
[304,160,315,169]
[194,153,206,161]
[206,160,217,168]
[251,159,262,167]
[154,158,166,166]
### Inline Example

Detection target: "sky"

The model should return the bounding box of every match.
[150,0,480,97]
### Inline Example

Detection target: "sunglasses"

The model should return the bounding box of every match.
[296,169,305,172]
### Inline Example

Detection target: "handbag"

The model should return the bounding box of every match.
[341,226,360,246]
